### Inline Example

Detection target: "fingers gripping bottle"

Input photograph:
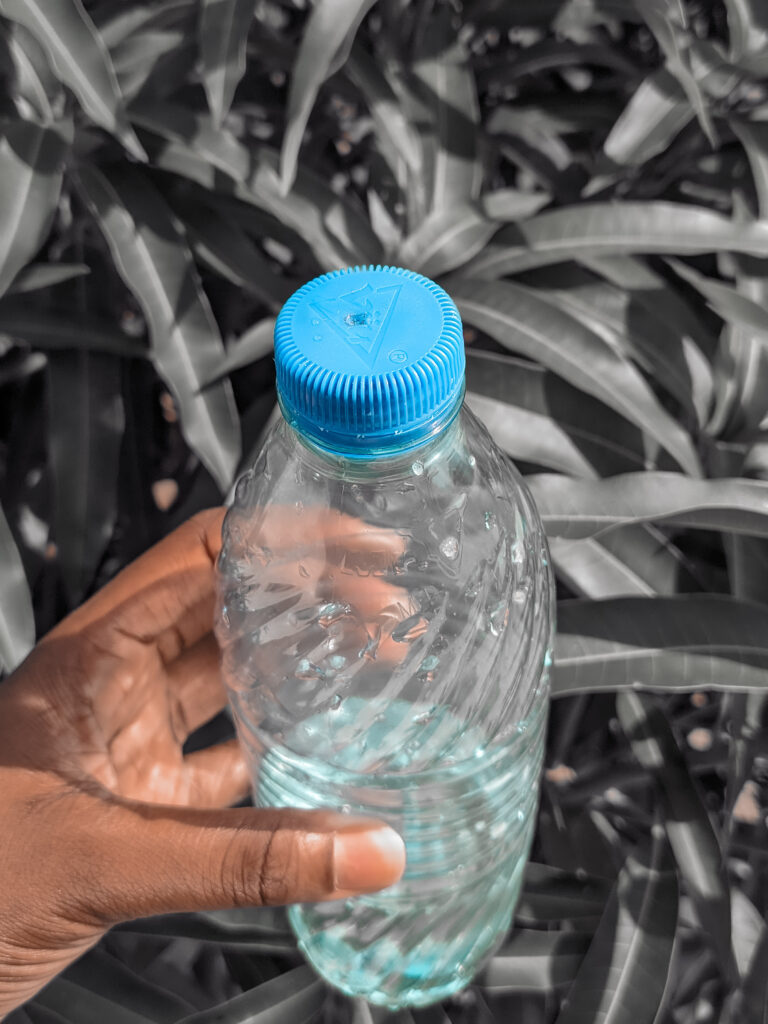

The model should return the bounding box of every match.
[216,266,554,1010]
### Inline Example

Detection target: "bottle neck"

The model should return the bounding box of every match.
[280,393,466,482]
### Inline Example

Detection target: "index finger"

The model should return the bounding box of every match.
[47,508,225,646]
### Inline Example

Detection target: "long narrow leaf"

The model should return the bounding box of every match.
[529,471,768,539]
[482,930,591,993]
[553,827,677,1024]
[47,350,124,605]
[449,277,702,476]
[0,305,147,358]
[0,499,34,672]
[554,595,768,697]
[279,0,377,193]
[8,263,89,294]
[617,691,734,978]
[199,0,256,128]
[603,68,691,166]
[200,317,276,389]
[75,164,240,493]
[463,202,768,278]
[0,0,145,160]
[179,965,324,1024]
[0,118,71,299]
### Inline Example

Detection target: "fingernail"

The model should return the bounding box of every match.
[333,825,406,893]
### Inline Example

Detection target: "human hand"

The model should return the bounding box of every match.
[0,509,406,1016]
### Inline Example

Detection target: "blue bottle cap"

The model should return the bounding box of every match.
[274,266,465,455]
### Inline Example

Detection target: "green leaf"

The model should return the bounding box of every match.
[448,278,702,476]
[617,692,735,978]
[739,922,768,1023]
[398,191,549,279]
[530,471,768,539]
[0,0,145,160]
[75,164,241,493]
[553,595,768,698]
[93,0,194,49]
[723,0,768,61]
[411,7,482,214]
[47,350,124,605]
[0,498,34,672]
[463,202,768,278]
[482,930,591,993]
[200,317,276,389]
[111,26,195,104]
[0,305,147,358]
[8,262,89,294]
[118,908,296,953]
[0,119,71,300]
[179,965,324,1024]
[553,827,677,1024]
[603,69,692,166]
[199,0,256,128]
[279,0,377,193]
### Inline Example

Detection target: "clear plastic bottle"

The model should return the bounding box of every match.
[215,266,554,1010]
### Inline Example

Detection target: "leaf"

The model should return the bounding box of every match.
[65,948,194,1024]
[35,979,154,1024]
[118,908,296,952]
[93,0,195,49]
[47,350,124,605]
[517,863,611,924]
[463,202,768,278]
[279,0,377,193]
[112,27,195,104]
[603,68,692,166]
[75,164,240,493]
[550,523,692,599]
[173,196,291,310]
[465,348,648,475]
[179,965,324,1024]
[346,41,421,181]
[3,22,60,122]
[398,191,549,279]
[0,0,145,160]
[448,277,702,476]
[0,305,147,358]
[529,472,768,539]
[723,0,768,61]
[0,498,34,672]
[617,691,734,978]
[200,317,276,389]
[411,7,482,213]
[739,922,768,1023]
[669,257,768,336]
[553,595,768,698]
[553,827,677,1024]
[199,0,256,128]
[8,263,89,294]
[482,930,591,993]
[0,119,71,300]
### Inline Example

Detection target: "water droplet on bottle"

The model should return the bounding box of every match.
[411,460,424,476]
[329,694,343,710]
[391,613,429,643]
[484,511,496,530]
[329,654,347,670]
[512,541,524,565]
[341,804,352,814]
[298,563,310,579]
[513,586,528,604]
[350,484,364,503]
[440,535,459,560]
[467,455,476,467]
[488,601,509,637]
[296,658,324,680]
[318,602,351,627]
[413,707,436,725]
[295,500,304,513]
[420,655,439,672]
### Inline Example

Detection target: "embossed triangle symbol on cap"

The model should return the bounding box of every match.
[310,282,403,369]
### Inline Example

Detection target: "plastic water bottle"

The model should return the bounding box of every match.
[216,266,554,1009]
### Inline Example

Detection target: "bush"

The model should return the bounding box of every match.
[2,0,768,1021]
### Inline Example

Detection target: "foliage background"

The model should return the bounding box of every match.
[3,0,768,1021]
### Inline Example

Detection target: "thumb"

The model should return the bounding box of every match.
[76,798,406,925]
